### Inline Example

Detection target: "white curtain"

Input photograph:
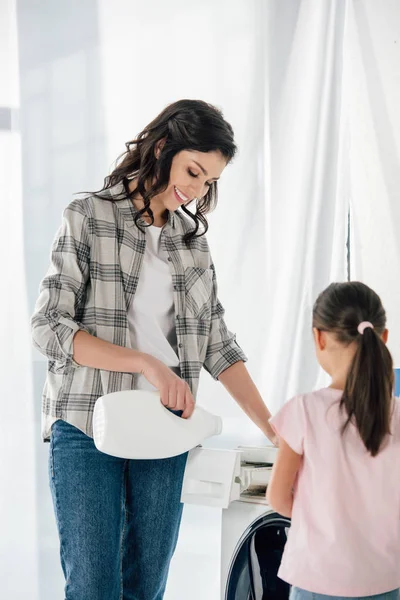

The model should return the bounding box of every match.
[347,0,400,366]
[260,0,349,417]
[3,1,399,598]
[0,0,39,598]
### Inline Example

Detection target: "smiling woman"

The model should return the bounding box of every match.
[97,98,236,236]
[126,148,227,228]
[31,98,277,600]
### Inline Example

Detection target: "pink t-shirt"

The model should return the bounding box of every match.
[269,387,400,596]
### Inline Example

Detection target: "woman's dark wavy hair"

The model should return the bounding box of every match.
[94,99,236,242]
[313,282,394,456]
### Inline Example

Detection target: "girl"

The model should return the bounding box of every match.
[31,99,276,600]
[267,281,400,600]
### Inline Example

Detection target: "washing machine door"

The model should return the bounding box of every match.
[225,512,291,600]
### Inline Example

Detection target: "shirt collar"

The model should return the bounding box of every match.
[110,180,176,230]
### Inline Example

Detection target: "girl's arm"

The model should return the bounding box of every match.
[266,437,302,517]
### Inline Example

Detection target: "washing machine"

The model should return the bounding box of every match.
[181,445,291,599]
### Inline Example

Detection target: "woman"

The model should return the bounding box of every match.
[32,99,276,600]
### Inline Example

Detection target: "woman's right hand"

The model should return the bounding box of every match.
[139,353,195,419]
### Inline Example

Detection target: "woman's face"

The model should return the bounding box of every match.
[156,149,228,212]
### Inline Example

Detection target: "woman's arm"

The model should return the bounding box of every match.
[73,331,195,416]
[31,201,92,365]
[73,330,144,372]
[201,258,275,442]
[31,202,146,373]
[218,361,277,444]
[266,437,302,517]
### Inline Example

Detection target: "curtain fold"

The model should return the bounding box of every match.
[347,0,400,366]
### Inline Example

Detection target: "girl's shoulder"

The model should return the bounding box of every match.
[281,388,343,425]
[291,388,343,410]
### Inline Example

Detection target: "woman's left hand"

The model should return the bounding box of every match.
[218,362,279,446]
[263,422,279,447]
[271,434,279,448]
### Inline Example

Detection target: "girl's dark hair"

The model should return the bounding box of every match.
[313,282,394,456]
[96,99,236,241]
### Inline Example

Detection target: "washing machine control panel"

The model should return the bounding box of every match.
[181,445,278,508]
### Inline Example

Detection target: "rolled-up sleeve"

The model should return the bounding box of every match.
[31,200,91,367]
[203,263,247,380]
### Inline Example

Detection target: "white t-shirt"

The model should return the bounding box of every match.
[43,224,179,438]
[127,224,179,391]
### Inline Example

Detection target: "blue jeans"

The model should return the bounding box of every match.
[49,419,188,600]
[290,587,400,600]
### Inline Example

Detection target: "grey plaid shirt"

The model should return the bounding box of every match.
[32,182,247,440]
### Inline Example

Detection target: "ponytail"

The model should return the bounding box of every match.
[313,282,394,456]
[341,327,393,456]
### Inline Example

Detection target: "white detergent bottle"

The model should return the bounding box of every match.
[92,389,223,459]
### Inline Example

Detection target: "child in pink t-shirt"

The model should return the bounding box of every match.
[267,281,400,600]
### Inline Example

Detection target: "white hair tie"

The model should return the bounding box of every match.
[358,321,374,335]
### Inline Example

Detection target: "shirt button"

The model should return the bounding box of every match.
[167,257,172,262]
[174,285,177,290]
[179,343,183,348]
[176,315,180,320]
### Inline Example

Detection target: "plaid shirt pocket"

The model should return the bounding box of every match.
[184,267,213,320]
